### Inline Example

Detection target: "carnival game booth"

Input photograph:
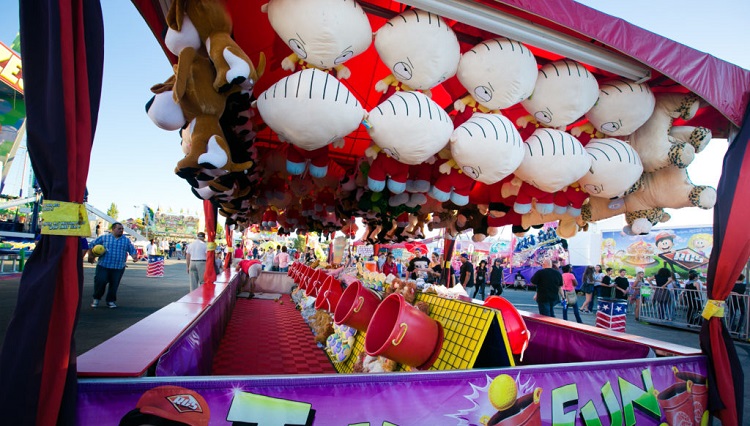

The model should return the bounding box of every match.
[3,0,750,424]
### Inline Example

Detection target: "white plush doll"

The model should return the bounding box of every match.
[513,129,590,214]
[578,138,643,199]
[454,37,538,113]
[449,113,525,184]
[255,69,366,177]
[262,0,373,79]
[519,59,599,129]
[365,91,453,193]
[584,79,655,136]
[627,92,711,172]
[374,9,460,94]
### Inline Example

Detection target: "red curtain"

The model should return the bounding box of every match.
[699,104,750,424]
[0,1,104,424]
[224,225,233,270]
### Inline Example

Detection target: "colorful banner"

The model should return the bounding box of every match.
[0,41,23,94]
[79,356,708,425]
[150,211,200,238]
[0,65,26,191]
[601,226,713,277]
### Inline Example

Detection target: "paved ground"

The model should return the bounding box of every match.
[0,262,747,419]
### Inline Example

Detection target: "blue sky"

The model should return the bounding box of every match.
[0,1,748,225]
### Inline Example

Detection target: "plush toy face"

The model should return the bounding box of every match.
[450,113,525,184]
[578,138,643,198]
[456,38,538,110]
[521,60,599,128]
[256,69,365,150]
[266,0,372,70]
[515,129,590,193]
[366,91,454,164]
[374,9,460,90]
[585,79,655,136]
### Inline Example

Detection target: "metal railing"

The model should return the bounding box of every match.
[632,287,749,341]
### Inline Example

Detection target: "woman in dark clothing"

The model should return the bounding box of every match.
[473,260,488,300]
[489,258,504,296]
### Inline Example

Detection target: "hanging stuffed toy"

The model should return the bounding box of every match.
[518,59,599,130]
[373,9,460,97]
[166,0,264,92]
[262,0,372,79]
[627,92,711,172]
[578,138,643,199]
[365,91,453,193]
[453,37,537,126]
[255,69,366,177]
[449,113,525,185]
[584,79,655,137]
[513,129,590,215]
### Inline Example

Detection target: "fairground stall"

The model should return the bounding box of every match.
[1,0,749,425]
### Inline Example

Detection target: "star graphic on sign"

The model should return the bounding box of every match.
[600,303,610,312]
[615,305,624,313]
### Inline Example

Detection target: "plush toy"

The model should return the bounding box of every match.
[374,9,460,96]
[386,278,417,304]
[263,0,372,79]
[428,151,476,206]
[453,37,537,125]
[256,69,366,177]
[166,0,263,92]
[449,113,525,185]
[552,183,589,216]
[627,92,711,172]
[354,354,398,373]
[170,50,256,176]
[513,129,590,214]
[581,166,717,235]
[578,138,643,199]
[519,59,599,129]
[261,208,278,230]
[310,309,335,344]
[584,79,655,136]
[365,91,453,191]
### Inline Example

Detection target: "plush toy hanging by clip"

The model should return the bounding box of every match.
[513,129,590,215]
[166,0,265,92]
[255,69,366,178]
[373,9,460,99]
[365,91,453,193]
[517,59,599,130]
[453,37,537,126]
[262,0,372,79]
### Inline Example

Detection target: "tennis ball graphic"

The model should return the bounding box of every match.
[488,374,518,411]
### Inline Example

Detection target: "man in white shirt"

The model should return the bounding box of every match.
[186,232,208,291]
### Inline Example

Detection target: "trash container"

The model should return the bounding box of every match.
[147,255,165,277]
[595,298,627,332]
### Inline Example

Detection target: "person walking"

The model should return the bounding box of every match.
[613,269,630,300]
[531,259,564,317]
[87,222,138,308]
[175,241,183,260]
[272,245,281,271]
[631,267,646,320]
[459,253,474,290]
[649,267,674,320]
[473,259,488,300]
[683,270,704,326]
[185,232,208,291]
[579,266,596,313]
[489,258,504,296]
[407,248,430,280]
[561,264,583,323]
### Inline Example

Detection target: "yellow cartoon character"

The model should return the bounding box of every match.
[688,233,713,257]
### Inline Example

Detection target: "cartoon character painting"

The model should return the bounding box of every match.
[688,233,713,257]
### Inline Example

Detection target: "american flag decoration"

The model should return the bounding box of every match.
[595,299,627,332]
[147,255,165,277]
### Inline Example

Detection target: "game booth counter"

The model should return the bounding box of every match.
[3,0,750,425]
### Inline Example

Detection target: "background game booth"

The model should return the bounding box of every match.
[1,0,749,425]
